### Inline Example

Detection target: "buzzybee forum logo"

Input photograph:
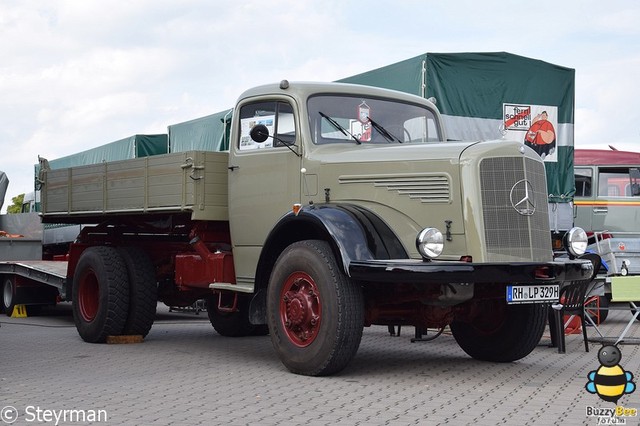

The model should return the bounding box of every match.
[585,345,637,423]
[586,345,636,403]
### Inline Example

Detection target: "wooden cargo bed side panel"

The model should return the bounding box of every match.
[106,159,147,211]
[71,164,106,212]
[191,151,229,221]
[43,164,106,214]
[43,168,72,214]
[146,153,194,210]
[42,151,229,221]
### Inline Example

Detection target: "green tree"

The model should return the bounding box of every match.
[6,193,24,214]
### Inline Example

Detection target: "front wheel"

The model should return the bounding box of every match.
[451,301,548,362]
[267,240,364,376]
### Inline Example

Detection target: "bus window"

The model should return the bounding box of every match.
[574,168,592,197]
[629,168,640,196]
[598,168,631,197]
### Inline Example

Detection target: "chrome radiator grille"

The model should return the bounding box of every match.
[479,156,552,262]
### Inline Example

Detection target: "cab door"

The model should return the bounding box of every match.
[228,98,302,286]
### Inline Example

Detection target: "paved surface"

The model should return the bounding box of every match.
[1,303,640,426]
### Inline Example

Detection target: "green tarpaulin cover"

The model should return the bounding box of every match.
[169,109,233,153]
[47,134,168,169]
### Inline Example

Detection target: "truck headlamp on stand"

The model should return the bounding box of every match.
[416,227,444,260]
[564,226,588,258]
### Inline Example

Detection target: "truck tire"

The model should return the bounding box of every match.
[267,240,364,376]
[2,277,16,316]
[118,247,157,337]
[450,302,547,362]
[72,247,130,343]
[206,295,262,337]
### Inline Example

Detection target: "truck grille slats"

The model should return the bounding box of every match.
[480,157,552,262]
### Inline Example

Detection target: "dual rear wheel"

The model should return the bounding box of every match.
[73,246,157,343]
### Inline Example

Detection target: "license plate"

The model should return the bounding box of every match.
[506,284,559,304]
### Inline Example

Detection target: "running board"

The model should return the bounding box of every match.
[209,282,253,293]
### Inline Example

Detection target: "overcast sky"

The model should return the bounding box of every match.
[2,0,639,211]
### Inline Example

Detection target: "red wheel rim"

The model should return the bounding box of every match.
[279,271,322,347]
[78,270,99,322]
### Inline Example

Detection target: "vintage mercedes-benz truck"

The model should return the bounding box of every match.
[2,81,593,376]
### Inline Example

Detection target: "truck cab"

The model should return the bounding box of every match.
[224,82,594,374]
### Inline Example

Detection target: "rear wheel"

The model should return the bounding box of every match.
[2,277,16,316]
[118,247,157,337]
[267,240,364,376]
[451,301,548,362]
[72,247,129,343]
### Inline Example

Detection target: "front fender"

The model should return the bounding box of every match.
[259,204,407,281]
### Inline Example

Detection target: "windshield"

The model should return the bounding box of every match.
[307,95,442,145]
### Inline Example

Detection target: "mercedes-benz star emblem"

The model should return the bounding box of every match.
[509,179,536,216]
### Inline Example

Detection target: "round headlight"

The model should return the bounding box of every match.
[565,227,588,257]
[416,228,444,259]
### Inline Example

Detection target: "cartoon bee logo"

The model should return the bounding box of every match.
[586,345,636,403]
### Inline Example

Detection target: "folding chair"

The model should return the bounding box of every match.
[551,253,601,353]
[589,275,640,345]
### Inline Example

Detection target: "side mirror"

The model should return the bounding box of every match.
[250,124,269,143]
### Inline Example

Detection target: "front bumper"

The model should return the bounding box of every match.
[348,257,594,286]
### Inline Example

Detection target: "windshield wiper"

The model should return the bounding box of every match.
[367,118,402,143]
[319,112,361,145]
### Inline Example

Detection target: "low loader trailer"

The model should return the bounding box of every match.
[1,81,594,375]
[0,212,61,315]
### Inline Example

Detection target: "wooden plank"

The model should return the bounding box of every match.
[106,335,144,344]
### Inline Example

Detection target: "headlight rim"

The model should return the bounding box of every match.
[565,226,588,257]
[416,227,444,259]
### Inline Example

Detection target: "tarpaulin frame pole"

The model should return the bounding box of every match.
[421,60,426,98]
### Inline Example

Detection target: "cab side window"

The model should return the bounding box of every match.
[238,101,296,151]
